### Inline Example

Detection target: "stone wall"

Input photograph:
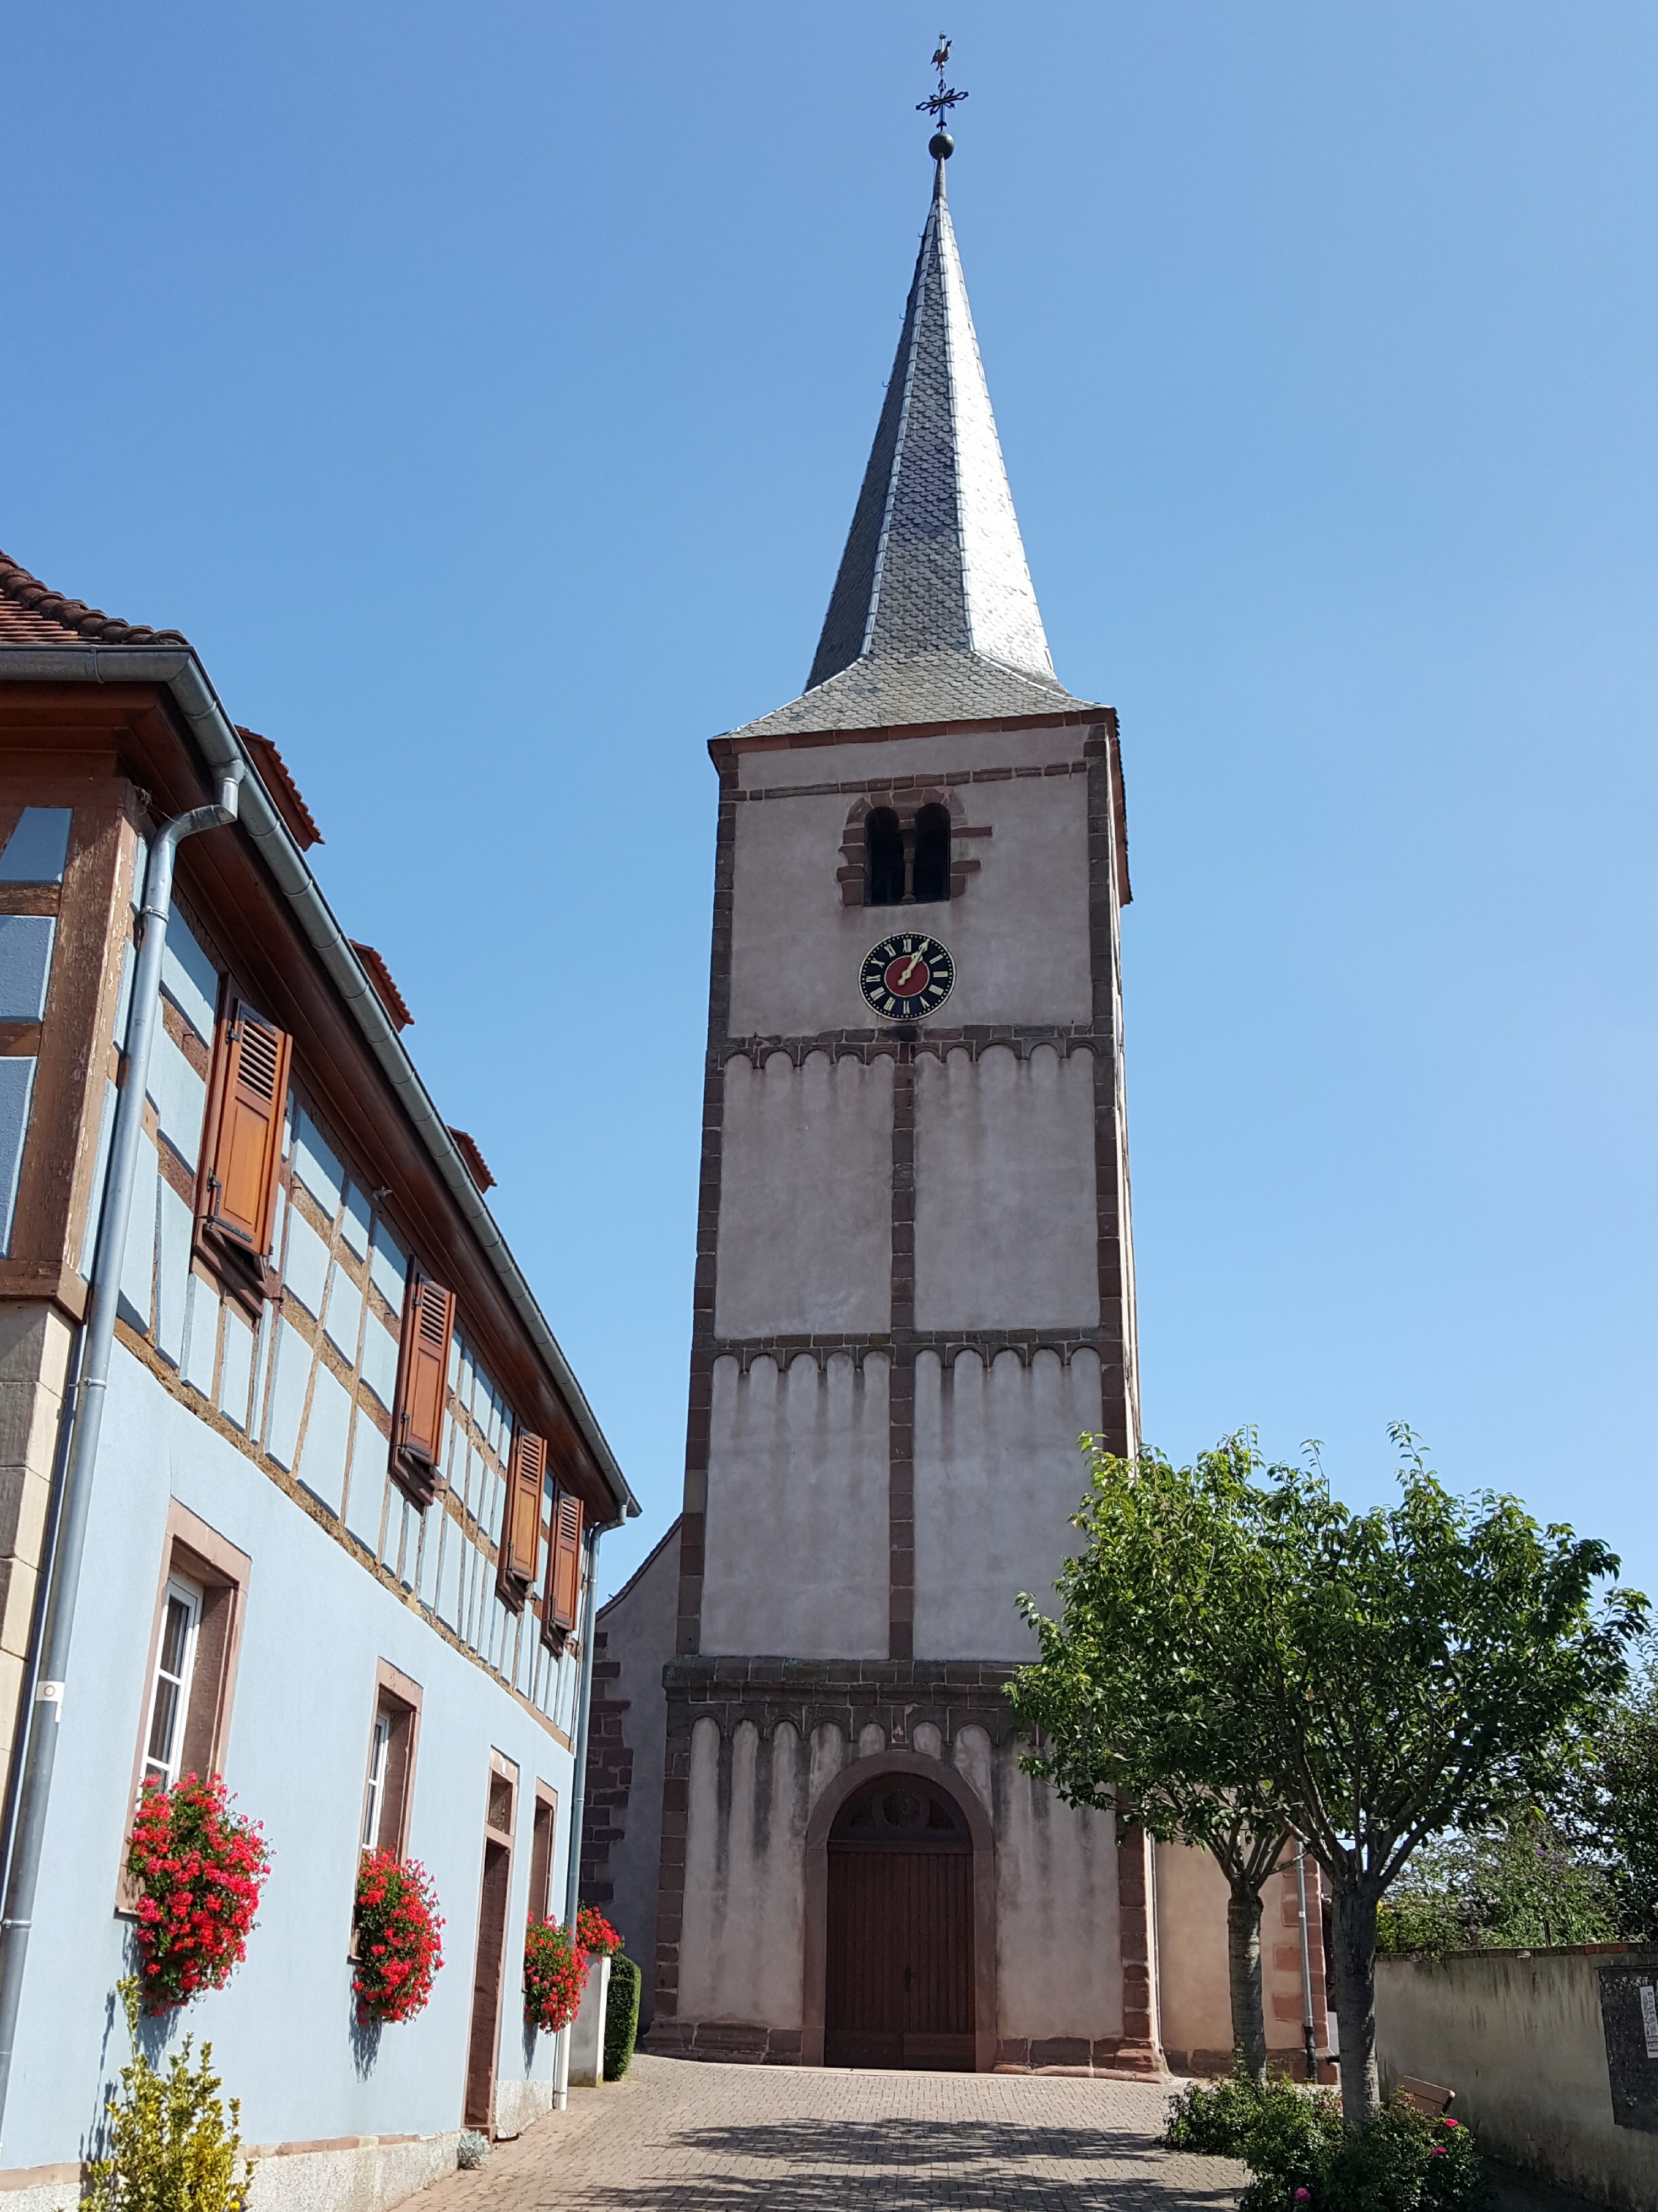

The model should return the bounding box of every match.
[1155,1842,1333,2079]
[645,1657,1146,2072]
[1376,1946,1658,2208]
[582,1521,680,2026]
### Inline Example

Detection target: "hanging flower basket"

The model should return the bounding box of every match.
[523,1916,589,2033]
[353,1850,445,2025]
[126,1773,270,2014]
[576,1904,622,1959]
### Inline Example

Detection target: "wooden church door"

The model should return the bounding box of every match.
[824,1777,974,2070]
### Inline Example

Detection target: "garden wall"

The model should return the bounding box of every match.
[1375,1945,1658,2209]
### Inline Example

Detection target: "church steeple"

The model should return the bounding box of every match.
[725,133,1094,744]
[808,159,1056,692]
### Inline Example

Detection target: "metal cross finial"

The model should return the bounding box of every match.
[917,31,968,145]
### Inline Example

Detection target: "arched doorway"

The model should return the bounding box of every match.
[823,1772,974,2070]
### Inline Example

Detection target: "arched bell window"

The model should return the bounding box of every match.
[911,804,952,904]
[864,809,905,906]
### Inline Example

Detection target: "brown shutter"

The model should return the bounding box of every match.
[393,1273,454,1492]
[500,1430,545,1598]
[546,1491,582,1638]
[204,1002,291,1256]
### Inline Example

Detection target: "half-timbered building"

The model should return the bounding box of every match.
[0,553,634,2207]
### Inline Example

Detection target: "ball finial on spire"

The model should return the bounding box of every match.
[917,32,966,161]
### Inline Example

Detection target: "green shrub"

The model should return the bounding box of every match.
[1167,2070,1325,2158]
[1168,2071,1344,2205]
[1168,2070,1485,2212]
[603,1954,641,2081]
[87,1979,251,2212]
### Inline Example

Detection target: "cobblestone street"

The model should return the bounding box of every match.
[425,2058,1244,2212]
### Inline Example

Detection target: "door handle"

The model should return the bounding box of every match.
[903,1965,913,1991]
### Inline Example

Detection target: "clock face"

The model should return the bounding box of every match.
[860,932,956,1021]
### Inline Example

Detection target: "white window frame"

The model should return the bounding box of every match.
[141,1574,204,1792]
[362,1707,393,1852]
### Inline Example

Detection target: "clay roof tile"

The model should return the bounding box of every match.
[348,940,413,1032]
[237,727,323,850]
[0,548,189,649]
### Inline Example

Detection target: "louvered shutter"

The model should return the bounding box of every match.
[503,1431,545,1586]
[205,1004,291,1255]
[395,1273,454,1473]
[546,1491,583,1636]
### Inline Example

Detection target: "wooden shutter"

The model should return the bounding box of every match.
[204,1003,291,1255]
[502,1431,545,1589]
[545,1490,582,1638]
[394,1273,454,1477]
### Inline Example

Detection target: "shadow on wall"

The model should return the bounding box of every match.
[349,2005,382,2081]
[554,2116,1241,2211]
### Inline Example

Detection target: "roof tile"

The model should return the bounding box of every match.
[0,548,188,649]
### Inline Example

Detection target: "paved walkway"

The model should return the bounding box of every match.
[426,2057,1246,2211]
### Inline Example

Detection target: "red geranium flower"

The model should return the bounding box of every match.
[575,1904,622,1958]
[522,1916,589,2033]
[125,1774,269,2015]
[352,1850,443,2025]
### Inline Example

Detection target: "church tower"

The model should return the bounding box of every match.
[589,132,1159,2076]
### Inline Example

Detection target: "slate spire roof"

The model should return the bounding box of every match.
[727,161,1096,742]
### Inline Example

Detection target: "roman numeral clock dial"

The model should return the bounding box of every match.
[860,933,956,1022]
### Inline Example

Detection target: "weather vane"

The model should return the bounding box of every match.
[917,33,967,158]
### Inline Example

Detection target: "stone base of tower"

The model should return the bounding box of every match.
[643,1656,1156,2074]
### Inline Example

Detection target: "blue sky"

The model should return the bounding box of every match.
[5,4,1654,1604]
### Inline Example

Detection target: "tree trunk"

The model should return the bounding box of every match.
[1328,1875,1381,2124]
[1225,1881,1268,2081]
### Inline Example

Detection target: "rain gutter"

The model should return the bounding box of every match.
[0,644,637,1526]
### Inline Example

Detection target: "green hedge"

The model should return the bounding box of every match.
[603,1954,642,2081]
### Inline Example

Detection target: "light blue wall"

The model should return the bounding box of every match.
[0,807,71,884]
[102,900,576,1733]
[0,1058,35,1257]
[7,1344,583,2166]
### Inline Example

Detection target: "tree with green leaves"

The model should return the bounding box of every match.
[1010,1426,1646,2126]
[1375,1806,1617,1957]
[1555,1632,1658,1940]
[1246,1429,1644,2121]
[1008,1437,1296,2082]
[1594,1651,1658,1935]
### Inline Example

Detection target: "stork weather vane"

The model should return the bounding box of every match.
[917,33,967,159]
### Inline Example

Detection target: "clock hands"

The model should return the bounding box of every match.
[860,935,954,1019]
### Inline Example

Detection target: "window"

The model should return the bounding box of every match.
[123,1504,250,1904]
[911,804,952,903]
[487,1764,515,1838]
[542,1490,583,1647]
[362,1709,392,1848]
[498,1430,546,1609]
[391,1269,455,1504]
[864,809,904,906]
[141,1576,202,1792]
[359,1662,422,1857]
[197,996,293,1309]
[528,1785,558,1922]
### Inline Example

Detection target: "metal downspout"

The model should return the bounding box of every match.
[0,773,240,2151]
[553,1519,604,2111]
[0,645,638,1531]
[1295,1842,1318,2083]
